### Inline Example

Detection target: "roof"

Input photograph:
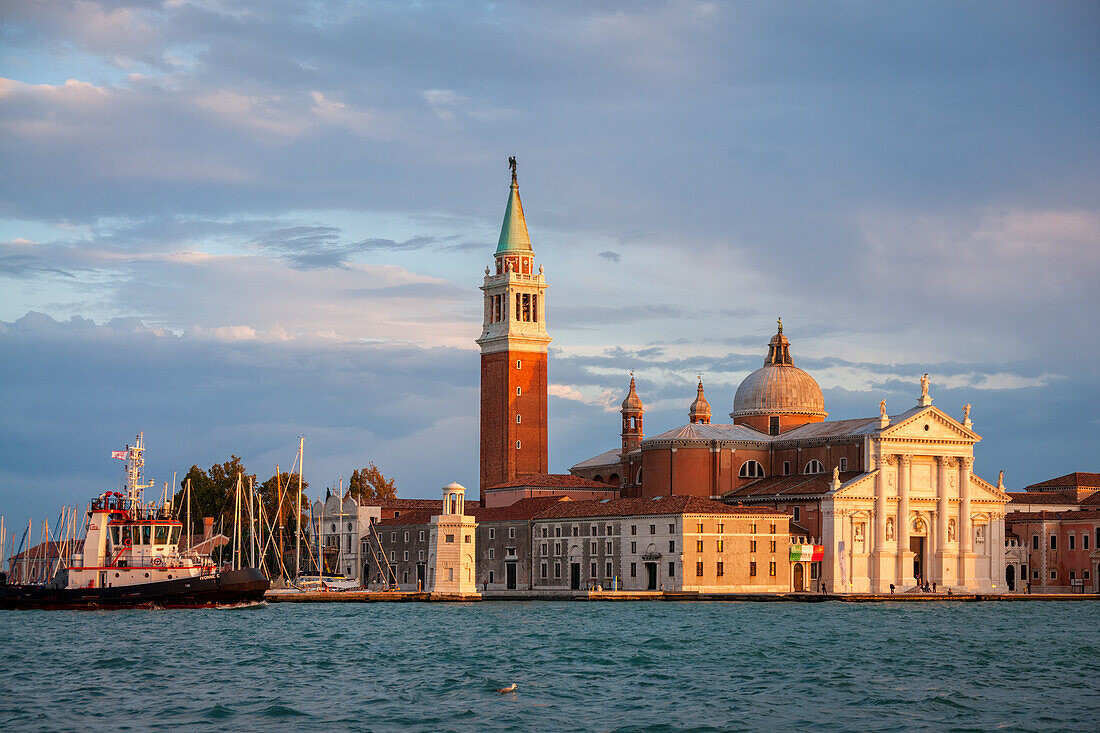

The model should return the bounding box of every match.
[373,509,437,528]
[1007,492,1080,506]
[495,178,532,254]
[1006,509,1100,523]
[778,416,883,440]
[484,474,618,491]
[6,540,66,561]
[475,496,572,523]
[373,498,442,509]
[535,495,789,520]
[570,448,622,471]
[1024,472,1100,491]
[645,422,769,443]
[724,472,864,500]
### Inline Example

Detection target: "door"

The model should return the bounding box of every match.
[506,563,517,590]
[910,536,925,584]
[570,563,581,590]
[645,562,657,590]
[416,563,425,591]
[1006,564,1015,592]
[794,563,805,592]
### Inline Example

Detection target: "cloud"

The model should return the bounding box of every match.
[598,250,621,263]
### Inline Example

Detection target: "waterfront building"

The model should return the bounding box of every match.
[1005,509,1100,593]
[475,496,569,591]
[5,541,64,584]
[478,163,551,493]
[308,493,374,581]
[530,496,792,592]
[570,322,1010,594]
[426,483,479,595]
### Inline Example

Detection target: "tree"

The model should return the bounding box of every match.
[348,462,398,503]
[173,456,257,535]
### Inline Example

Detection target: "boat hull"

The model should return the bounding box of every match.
[0,568,269,610]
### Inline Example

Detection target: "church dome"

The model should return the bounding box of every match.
[731,322,826,419]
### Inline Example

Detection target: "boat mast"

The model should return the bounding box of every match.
[295,437,303,580]
[248,475,257,570]
[185,478,192,551]
[276,465,283,580]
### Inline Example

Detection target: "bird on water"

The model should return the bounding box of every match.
[496,683,517,694]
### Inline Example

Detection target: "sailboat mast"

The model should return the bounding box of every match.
[249,475,257,569]
[185,478,192,551]
[295,437,303,580]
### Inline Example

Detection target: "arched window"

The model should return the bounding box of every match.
[593,475,604,484]
[347,522,353,532]
[739,460,765,479]
[331,523,336,533]
[804,460,824,474]
[608,473,619,485]
[516,386,522,396]
[516,414,522,424]
[516,440,521,449]
[636,466,643,484]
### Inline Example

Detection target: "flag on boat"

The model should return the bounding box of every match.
[790,544,824,562]
[111,450,127,460]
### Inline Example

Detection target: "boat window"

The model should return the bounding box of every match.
[111,526,120,546]
[142,525,152,545]
[154,525,169,544]
[121,526,132,544]
[170,526,181,544]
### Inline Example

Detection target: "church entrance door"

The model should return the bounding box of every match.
[911,536,925,585]
[416,563,426,591]
[645,562,658,590]
[1006,564,1016,592]
[570,563,581,590]
[506,562,517,590]
[794,563,805,592]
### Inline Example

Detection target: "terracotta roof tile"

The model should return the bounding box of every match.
[1006,492,1079,506]
[475,496,573,522]
[485,474,619,491]
[1024,472,1100,490]
[535,495,788,520]
[723,471,862,499]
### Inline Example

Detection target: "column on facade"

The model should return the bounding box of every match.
[897,454,912,584]
[935,456,950,582]
[872,455,889,592]
[992,512,1006,593]
[957,456,973,588]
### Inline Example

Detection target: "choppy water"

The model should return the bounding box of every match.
[0,601,1097,732]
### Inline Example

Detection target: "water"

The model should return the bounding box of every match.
[0,601,1097,732]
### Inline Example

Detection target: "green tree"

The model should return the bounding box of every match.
[348,462,398,502]
[173,456,257,535]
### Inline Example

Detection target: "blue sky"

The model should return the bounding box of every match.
[1,1,1097,522]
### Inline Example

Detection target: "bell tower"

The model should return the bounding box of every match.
[477,159,551,492]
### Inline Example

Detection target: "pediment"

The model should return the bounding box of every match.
[832,473,876,498]
[880,406,979,443]
[970,474,1010,503]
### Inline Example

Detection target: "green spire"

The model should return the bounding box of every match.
[495,167,533,255]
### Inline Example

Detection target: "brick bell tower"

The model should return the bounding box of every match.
[477,158,551,493]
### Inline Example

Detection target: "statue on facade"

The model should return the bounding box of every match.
[963,403,971,422]
[998,469,1005,488]
[833,465,840,482]
[886,517,895,541]
[920,373,930,399]
[879,399,887,418]
[948,518,957,542]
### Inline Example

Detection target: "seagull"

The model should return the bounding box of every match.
[496,683,517,694]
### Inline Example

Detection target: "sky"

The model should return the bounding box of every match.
[1,1,1098,523]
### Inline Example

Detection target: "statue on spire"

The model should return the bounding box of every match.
[508,156,517,182]
[777,316,783,334]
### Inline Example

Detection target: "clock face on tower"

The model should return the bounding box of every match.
[477,167,551,492]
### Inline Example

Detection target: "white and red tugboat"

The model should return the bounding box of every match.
[0,435,268,609]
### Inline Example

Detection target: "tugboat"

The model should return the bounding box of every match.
[0,435,269,609]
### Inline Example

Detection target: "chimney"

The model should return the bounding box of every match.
[203,516,214,542]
